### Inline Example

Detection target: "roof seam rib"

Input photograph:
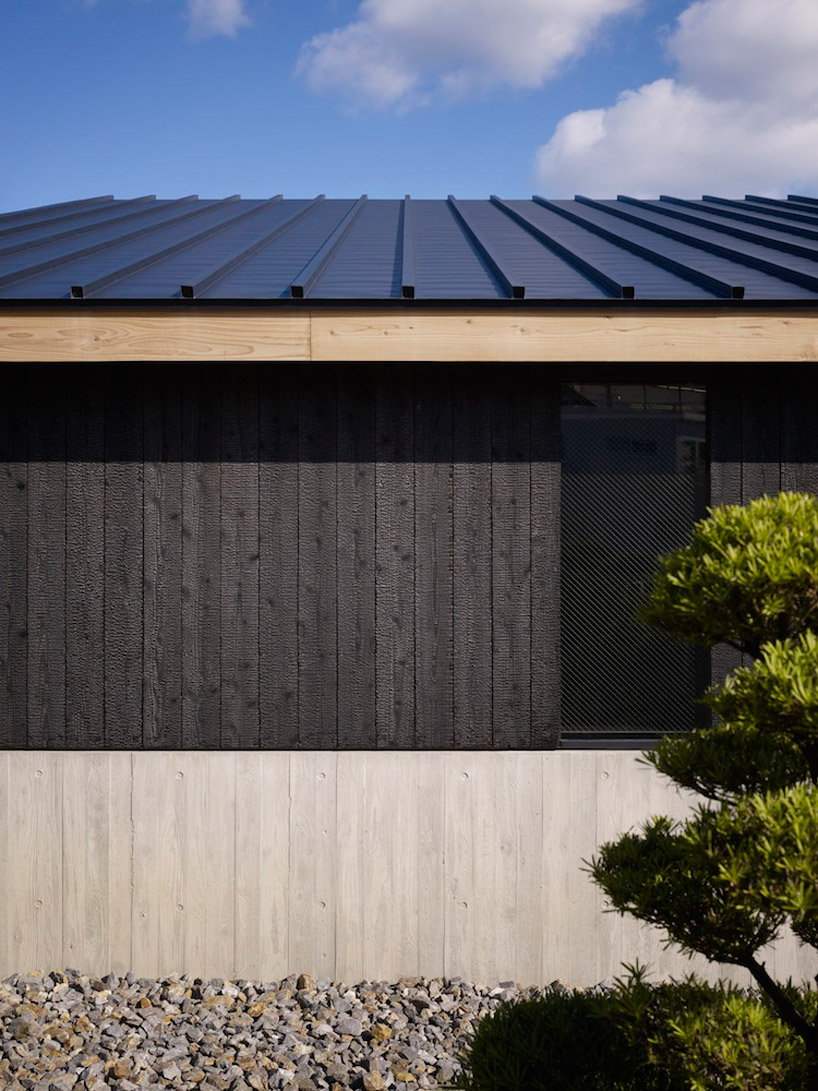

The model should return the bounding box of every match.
[578,196,818,296]
[0,196,197,259]
[72,197,286,299]
[491,196,633,299]
[448,196,525,299]
[290,195,367,299]
[660,195,818,239]
[181,196,324,298]
[532,196,741,298]
[401,195,416,300]
[0,196,241,292]
[0,195,115,229]
[617,195,818,262]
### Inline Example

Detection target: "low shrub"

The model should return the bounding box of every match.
[449,971,818,1091]
[610,967,817,1091]
[447,983,679,1091]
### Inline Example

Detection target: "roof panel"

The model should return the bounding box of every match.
[203,199,357,298]
[309,200,403,299]
[411,200,504,299]
[553,200,818,300]
[1,194,817,303]
[454,200,606,298]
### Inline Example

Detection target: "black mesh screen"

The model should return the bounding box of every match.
[560,383,708,738]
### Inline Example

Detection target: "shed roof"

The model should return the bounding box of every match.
[3,194,818,304]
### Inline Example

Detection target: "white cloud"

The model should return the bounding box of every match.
[80,0,250,38]
[298,0,642,109]
[536,0,818,196]
[187,0,250,37]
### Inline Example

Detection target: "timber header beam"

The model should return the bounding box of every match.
[1,308,818,363]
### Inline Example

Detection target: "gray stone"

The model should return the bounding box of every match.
[336,1017,363,1036]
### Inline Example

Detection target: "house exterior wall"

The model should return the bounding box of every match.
[4,362,818,747]
[0,362,559,749]
[1,748,816,986]
[3,357,818,985]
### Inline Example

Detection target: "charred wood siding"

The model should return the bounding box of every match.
[0,363,560,749]
[709,366,818,683]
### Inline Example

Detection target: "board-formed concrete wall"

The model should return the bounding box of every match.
[1,750,814,987]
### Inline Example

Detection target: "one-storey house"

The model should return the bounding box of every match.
[1,191,817,985]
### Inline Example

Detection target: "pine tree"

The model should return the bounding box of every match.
[590,492,818,1073]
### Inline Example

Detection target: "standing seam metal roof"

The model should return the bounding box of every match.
[2,194,818,302]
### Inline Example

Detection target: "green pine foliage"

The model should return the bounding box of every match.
[590,490,818,1074]
[609,967,816,1091]
[449,972,817,1091]
[643,491,818,656]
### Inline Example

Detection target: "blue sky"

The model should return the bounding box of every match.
[2,0,817,211]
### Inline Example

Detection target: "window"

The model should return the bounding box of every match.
[560,382,708,740]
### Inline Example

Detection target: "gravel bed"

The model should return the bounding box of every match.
[0,969,539,1090]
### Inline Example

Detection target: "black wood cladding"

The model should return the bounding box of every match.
[709,366,818,688]
[0,362,560,750]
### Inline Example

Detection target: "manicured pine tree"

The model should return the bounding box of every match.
[590,492,818,1074]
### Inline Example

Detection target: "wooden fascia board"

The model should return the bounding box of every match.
[1,307,818,363]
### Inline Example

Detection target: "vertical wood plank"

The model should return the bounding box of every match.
[335,751,367,983]
[288,752,337,976]
[414,366,454,748]
[259,752,292,979]
[453,366,493,748]
[176,752,210,976]
[105,365,144,747]
[336,365,377,748]
[741,371,781,501]
[204,751,236,978]
[376,366,415,747]
[444,751,475,979]
[708,375,743,689]
[259,368,299,749]
[479,753,518,982]
[143,366,183,748]
[0,367,27,744]
[362,752,420,980]
[492,366,532,747]
[27,366,66,747]
[220,365,260,748]
[530,373,561,748]
[541,752,599,985]
[594,752,652,982]
[131,752,180,977]
[234,752,290,979]
[0,754,9,972]
[65,369,105,748]
[108,752,134,976]
[61,752,127,971]
[780,367,818,495]
[7,753,62,971]
[182,366,221,748]
[515,751,544,984]
[417,750,446,980]
[298,367,338,747]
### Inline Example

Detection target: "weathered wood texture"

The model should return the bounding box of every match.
[0,749,815,986]
[2,308,818,363]
[709,367,818,685]
[0,362,560,749]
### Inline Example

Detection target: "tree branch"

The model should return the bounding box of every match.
[741,955,818,1054]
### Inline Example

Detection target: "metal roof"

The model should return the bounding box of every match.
[3,193,818,303]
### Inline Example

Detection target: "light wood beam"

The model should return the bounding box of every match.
[1,307,818,363]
